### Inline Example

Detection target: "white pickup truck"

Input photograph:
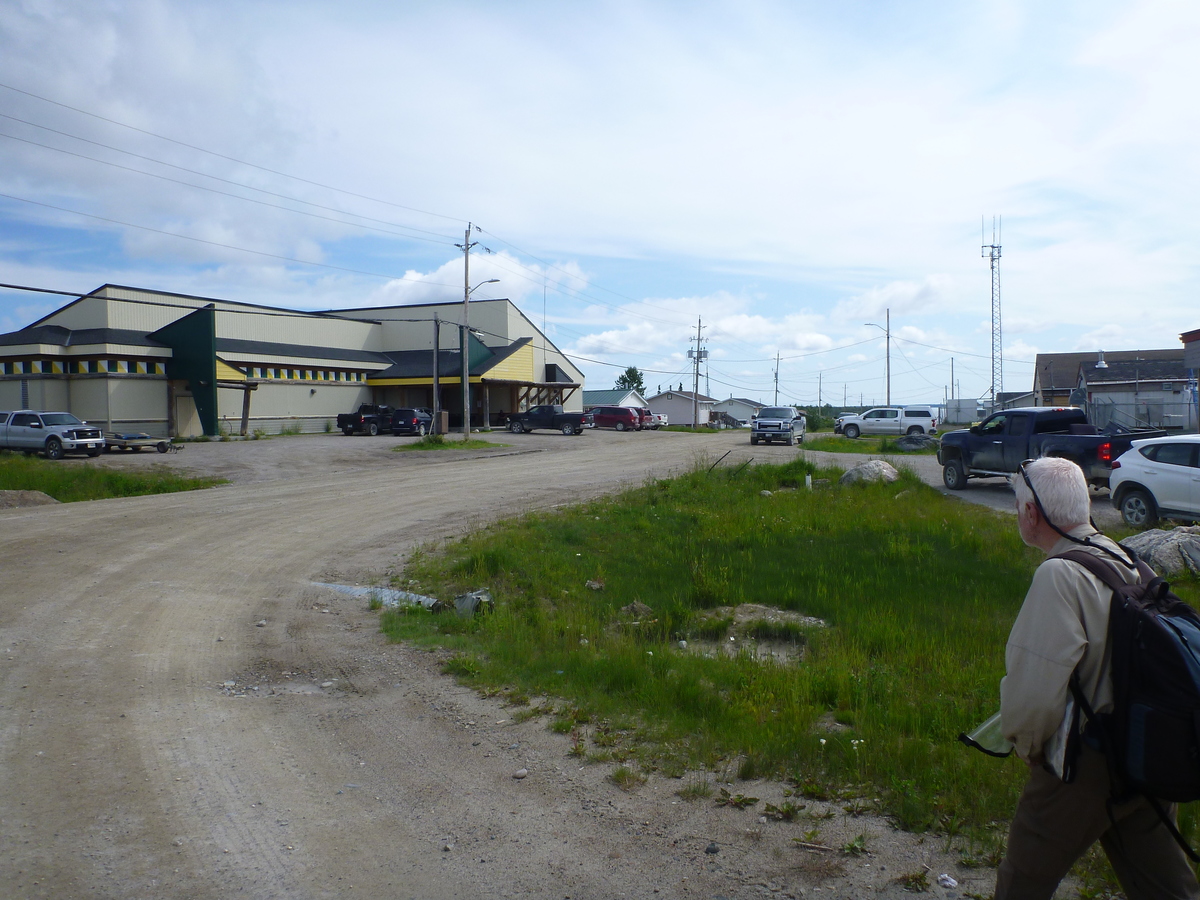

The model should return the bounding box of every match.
[836,407,937,439]
[0,410,106,459]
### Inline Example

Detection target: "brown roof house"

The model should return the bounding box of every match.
[1070,350,1193,430]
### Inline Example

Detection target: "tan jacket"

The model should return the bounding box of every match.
[1000,526,1139,762]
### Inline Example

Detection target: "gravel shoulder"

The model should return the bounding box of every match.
[1,431,1040,899]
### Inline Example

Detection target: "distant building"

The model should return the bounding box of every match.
[1033,349,1182,407]
[1075,353,1194,430]
[0,283,583,436]
[582,388,647,410]
[712,397,764,424]
[647,389,716,426]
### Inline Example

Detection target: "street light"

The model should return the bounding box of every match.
[462,278,500,439]
[865,308,890,406]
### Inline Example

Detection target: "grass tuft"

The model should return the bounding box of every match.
[0,451,225,501]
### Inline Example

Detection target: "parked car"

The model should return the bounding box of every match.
[1109,434,1200,528]
[653,412,669,428]
[337,404,393,436]
[391,407,434,436]
[750,407,806,445]
[937,407,1165,490]
[589,406,641,431]
[838,406,937,438]
[0,410,105,459]
[635,408,658,430]
[508,405,591,435]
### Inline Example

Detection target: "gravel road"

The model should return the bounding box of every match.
[0,432,1088,899]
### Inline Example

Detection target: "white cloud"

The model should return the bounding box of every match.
[834,275,956,321]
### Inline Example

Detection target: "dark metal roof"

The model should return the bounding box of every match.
[1036,349,1183,391]
[370,338,530,379]
[214,337,392,365]
[0,325,166,349]
[1079,358,1187,384]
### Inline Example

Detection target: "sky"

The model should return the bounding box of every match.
[1,0,1198,407]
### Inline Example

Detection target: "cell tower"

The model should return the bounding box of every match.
[982,216,1002,405]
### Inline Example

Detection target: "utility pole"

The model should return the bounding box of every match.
[818,372,822,410]
[456,223,477,439]
[432,315,441,433]
[774,352,780,405]
[950,357,954,400]
[982,216,1003,408]
[865,309,890,406]
[687,316,707,427]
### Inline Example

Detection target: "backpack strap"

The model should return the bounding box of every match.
[1052,549,1135,593]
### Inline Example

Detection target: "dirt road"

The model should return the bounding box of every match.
[2,432,1029,899]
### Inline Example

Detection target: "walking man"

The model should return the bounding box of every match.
[996,457,1199,899]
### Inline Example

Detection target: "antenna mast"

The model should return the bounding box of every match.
[982,216,1003,407]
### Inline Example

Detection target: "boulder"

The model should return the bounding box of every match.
[1121,526,1200,577]
[619,601,655,619]
[838,459,900,486]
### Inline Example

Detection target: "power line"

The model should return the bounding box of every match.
[0,191,463,285]
[0,81,464,225]
[0,130,457,247]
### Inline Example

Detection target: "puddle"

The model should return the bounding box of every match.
[314,581,438,609]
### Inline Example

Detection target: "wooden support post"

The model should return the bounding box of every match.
[240,385,252,436]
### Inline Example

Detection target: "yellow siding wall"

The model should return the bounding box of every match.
[486,342,534,382]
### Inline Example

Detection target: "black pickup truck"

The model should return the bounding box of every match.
[337,404,393,436]
[507,405,591,435]
[937,406,1165,490]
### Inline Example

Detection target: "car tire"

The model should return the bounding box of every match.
[367,422,379,436]
[157,442,170,453]
[942,458,967,490]
[418,424,427,437]
[844,424,860,439]
[561,422,574,435]
[1120,489,1157,529]
[786,434,795,446]
[509,420,524,434]
[342,426,354,436]
[87,448,101,457]
[615,421,626,432]
[907,426,923,436]
[750,435,759,445]
[45,437,64,460]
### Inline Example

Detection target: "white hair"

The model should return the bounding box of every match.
[1011,457,1090,529]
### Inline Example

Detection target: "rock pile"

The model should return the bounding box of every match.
[1122,526,1200,576]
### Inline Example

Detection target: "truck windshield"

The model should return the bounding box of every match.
[40,413,83,426]
[759,408,795,419]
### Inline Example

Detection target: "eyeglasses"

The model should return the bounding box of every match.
[1017,458,1056,529]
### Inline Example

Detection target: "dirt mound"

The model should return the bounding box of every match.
[0,489,59,509]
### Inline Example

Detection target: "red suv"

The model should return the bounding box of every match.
[589,406,641,431]
[636,408,656,430]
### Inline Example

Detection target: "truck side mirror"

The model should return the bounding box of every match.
[969,425,980,435]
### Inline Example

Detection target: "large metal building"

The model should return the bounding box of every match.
[0,284,584,436]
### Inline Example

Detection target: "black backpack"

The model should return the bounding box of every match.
[1057,549,1200,860]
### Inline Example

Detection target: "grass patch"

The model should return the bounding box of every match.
[377,454,1200,840]
[393,434,507,452]
[802,435,939,455]
[0,451,225,501]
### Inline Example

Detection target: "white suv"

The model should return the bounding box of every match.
[1109,435,1200,528]
[838,407,937,439]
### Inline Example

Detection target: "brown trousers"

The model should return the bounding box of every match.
[996,746,1199,900]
